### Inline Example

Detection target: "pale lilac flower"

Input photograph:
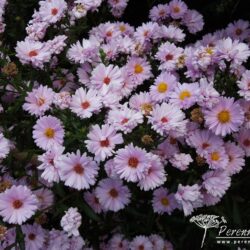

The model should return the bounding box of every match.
[152,187,177,215]
[23,85,55,117]
[129,236,153,250]
[202,170,231,198]
[149,234,164,250]
[22,223,46,250]
[69,235,85,250]
[175,184,203,216]
[169,82,200,109]
[0,185,38,224]
[235,128,250,156]
[33,115,64,150]
[46,35,67,55]
[34,188,54,210]
[59,151,99,190]
[148,102,187,137]
[182,9,204,34]
[226,20,250,41]
[113,144,150,182]
[168,0,187,19]
[138,153,166,191]
[108,234,129,250]
[85,124,123,162]
[160,24,185,42]
[60,207,82,236]
[204,97,244,136]
[95,178,131,212]
[47,229,69,250]
[53,91,72,110]
[149,4,169,22]
[237,70,250,100]
[70,87,102,119]
[84,190,103,214]
[170,153,193,171]
[0,133,10,160]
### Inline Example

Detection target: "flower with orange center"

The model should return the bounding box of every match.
[44,128,55,139]
[161,197,169,206]
[51,8,58,16]
[210,151,220,161]
[134,64,144,74]
[128,157,139,168]
[28,50,38,57]
[157,82,168,93]
[217,110,231,123]
[74,163,84,175]
[179,90,191,101]
[81,101,90,109]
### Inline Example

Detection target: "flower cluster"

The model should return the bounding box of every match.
[1,0,250,249]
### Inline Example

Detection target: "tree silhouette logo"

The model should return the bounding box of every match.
[190,214,227,248]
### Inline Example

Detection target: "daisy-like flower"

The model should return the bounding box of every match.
[155,41,183,71]
[204,97,244,136]
[237,70,250,100]
[152,187,177,215]
[113,144,150,182]
[149,4,169,22]
[84,190,103,214]
[149,234,165,250]
[95,178,131,212]
[129,92,155,115]
[224,142,245,175]
[187,129,223,157]
[0,185,38,225]
[15,40,51,68]
[148,102,187,137]
[226,19,250,41]
[33,115,64,151]
[160,24,186,42]
[85,124,123,162]
[23,85,55,117]
[138,153,166,191]
[0,133,10,160]
[90,63,124,94]
[170,153,193,171]
[107,105,143,134]
[22,223,46,250]
[60,207,82,236]
[236,128,250,156]
[34,188,54,210]
[125,56,152,85]
[182,9,204,34]
[58,150,99,190]
[129,236,153,250]
[202,170,231,198]
[70,87,102,119]
[204,146,229,170]
[38,145,64,183]
[168,0,187,19]
[108,234,129,250]
[149,72,177,102]
[39,0,67,24]
[169,82,200,109]
[175,184,203,216]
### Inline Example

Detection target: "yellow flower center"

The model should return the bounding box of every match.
[179,90,191,100]
[206,47,214,55]
[211,152,220,161]
[217,110,231,123]
[161,197,169,206]
[119,25,126,32]
[157,82,168,93]
[44,128,55,138]
[134,64,143,74]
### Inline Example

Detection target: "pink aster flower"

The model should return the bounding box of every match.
[134,22,160,44]
[60,207,82,236]
[53,91,72,110]
[90,63,124,94]
[129,236,153,250]
[202,170,231,198]
[169,82,200,109]
[23,85,55,117]
[149,234,164,250]
[138,153,166,191]
[182,9,204,34]
[168,0,187,19]
[70,87,102,119]
[155,41,183,71]
[38,145,64,183]
[226,20,250,41]
[204,97,244,136]
[107,105,143,134]
[201,189,221,207]
[235,128,250,156]
[22,223,46,250]
[39,0,67,24]
[84,190,103,214]
[148,102,187,137]
[59,150,99,190]
[108,234,129,250]
[224,142,245,175]
[0,133,10,160]
[125,56,152,85]
[15,40,51,68]
[149,4,169,22]
[34,188,54,210]
[187,129,223,157]
[170,153,193,171]
[113,144,150,182]
[237,70,250,100]
[85,124,123,162]
[204,146,229,170]
[160,24,185,42]
[152,187,177,215]
[95,178,131,212]
[33,115,64,150]
[0,185,38,225]
[175,184,203,216]
[149,72,177,102]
